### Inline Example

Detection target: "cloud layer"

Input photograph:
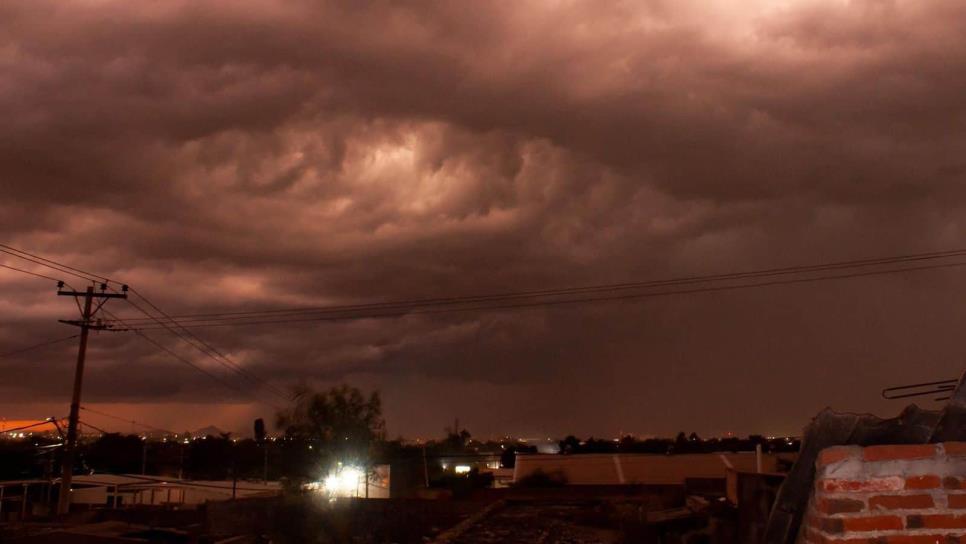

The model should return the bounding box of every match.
[3,0,966,438]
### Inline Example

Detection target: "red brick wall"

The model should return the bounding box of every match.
[799,442,966,544]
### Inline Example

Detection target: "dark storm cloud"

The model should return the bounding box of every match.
[2,0,966,436]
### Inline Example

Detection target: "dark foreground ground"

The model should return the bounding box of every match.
[444,500,622,544]
[1,485,723,543]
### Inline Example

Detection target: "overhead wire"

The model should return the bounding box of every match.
[80,406,176,435]
[104,248,966,327]
[0,243,288,404]
[122,259,966,330]
[132,327,282,411]
[0,247,100,285]
[7,242,966,406]
[8,243,966,328]
[0,418,65,434]
[0,262,65,283]
[99,306,284,411]
[0,243,110,283]
[123,287,289,400]
[78,419,111,435]
[9,242,966,331]
[0,335,79,359]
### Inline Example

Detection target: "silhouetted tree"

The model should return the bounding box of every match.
[84,433,143,474]
[559,435,580,454]
[276,384,386,472]
[187,435,234,480]
[442,425,472,452]
[673,432,689,453]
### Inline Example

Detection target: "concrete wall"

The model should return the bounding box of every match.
[513,452,780,485]
[799,442,966,543]
[71,486,109,505]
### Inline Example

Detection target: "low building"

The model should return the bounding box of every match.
[0,473,283,517]
[69,474,282,507]
[513,451,792,485]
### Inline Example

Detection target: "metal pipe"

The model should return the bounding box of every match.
[882,379,958,399]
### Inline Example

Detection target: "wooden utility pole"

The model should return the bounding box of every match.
[56,283,127,515]
[422,443,429,488]
[231,450,238,500]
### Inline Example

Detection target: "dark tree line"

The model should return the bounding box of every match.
[558,432,801,455]
[1,384,801,484]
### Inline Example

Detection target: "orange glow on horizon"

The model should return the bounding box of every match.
[1,419,59,433]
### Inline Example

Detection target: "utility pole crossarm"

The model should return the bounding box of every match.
[57,319,128,330]
[57,290,127,298]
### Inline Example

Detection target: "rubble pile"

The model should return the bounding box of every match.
[446,501,620,544]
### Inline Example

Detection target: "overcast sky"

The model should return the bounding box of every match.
[3,0,966,439]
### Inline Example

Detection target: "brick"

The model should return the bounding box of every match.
[907,513,966,529]
[949,494,966,509]
[906,475,942,490]
[944,477,966,490]
[863,444,938,462]
[877,537,961,544]
[869,494,934,510]
[841,515,904,532]
[818,497,866,514]
[821,477,904,493]
[819,516,845,534]
[805,526,837,544]
[819,446,857,467]
[943,442,966,456]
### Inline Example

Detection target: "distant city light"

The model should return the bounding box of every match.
[454,465,471,474]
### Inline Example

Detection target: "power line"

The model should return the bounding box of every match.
[104,248,966,326]
[78,419,112,435]
[0,335,79,359]
[0,418,65,434]
[132,327,283,412]
[122,288,289,401]
[99,307,283,411]
[80,406,176,435]
[9,243,966,330]
[0,244,111,284]
[0,245,289,510]
[9,242,966,333]
[124,259,966,330]
[0,262,64,283]
[0,247,101,284]
[123,294,286,398]
[0,243,287,401]
[9,242,966,404]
